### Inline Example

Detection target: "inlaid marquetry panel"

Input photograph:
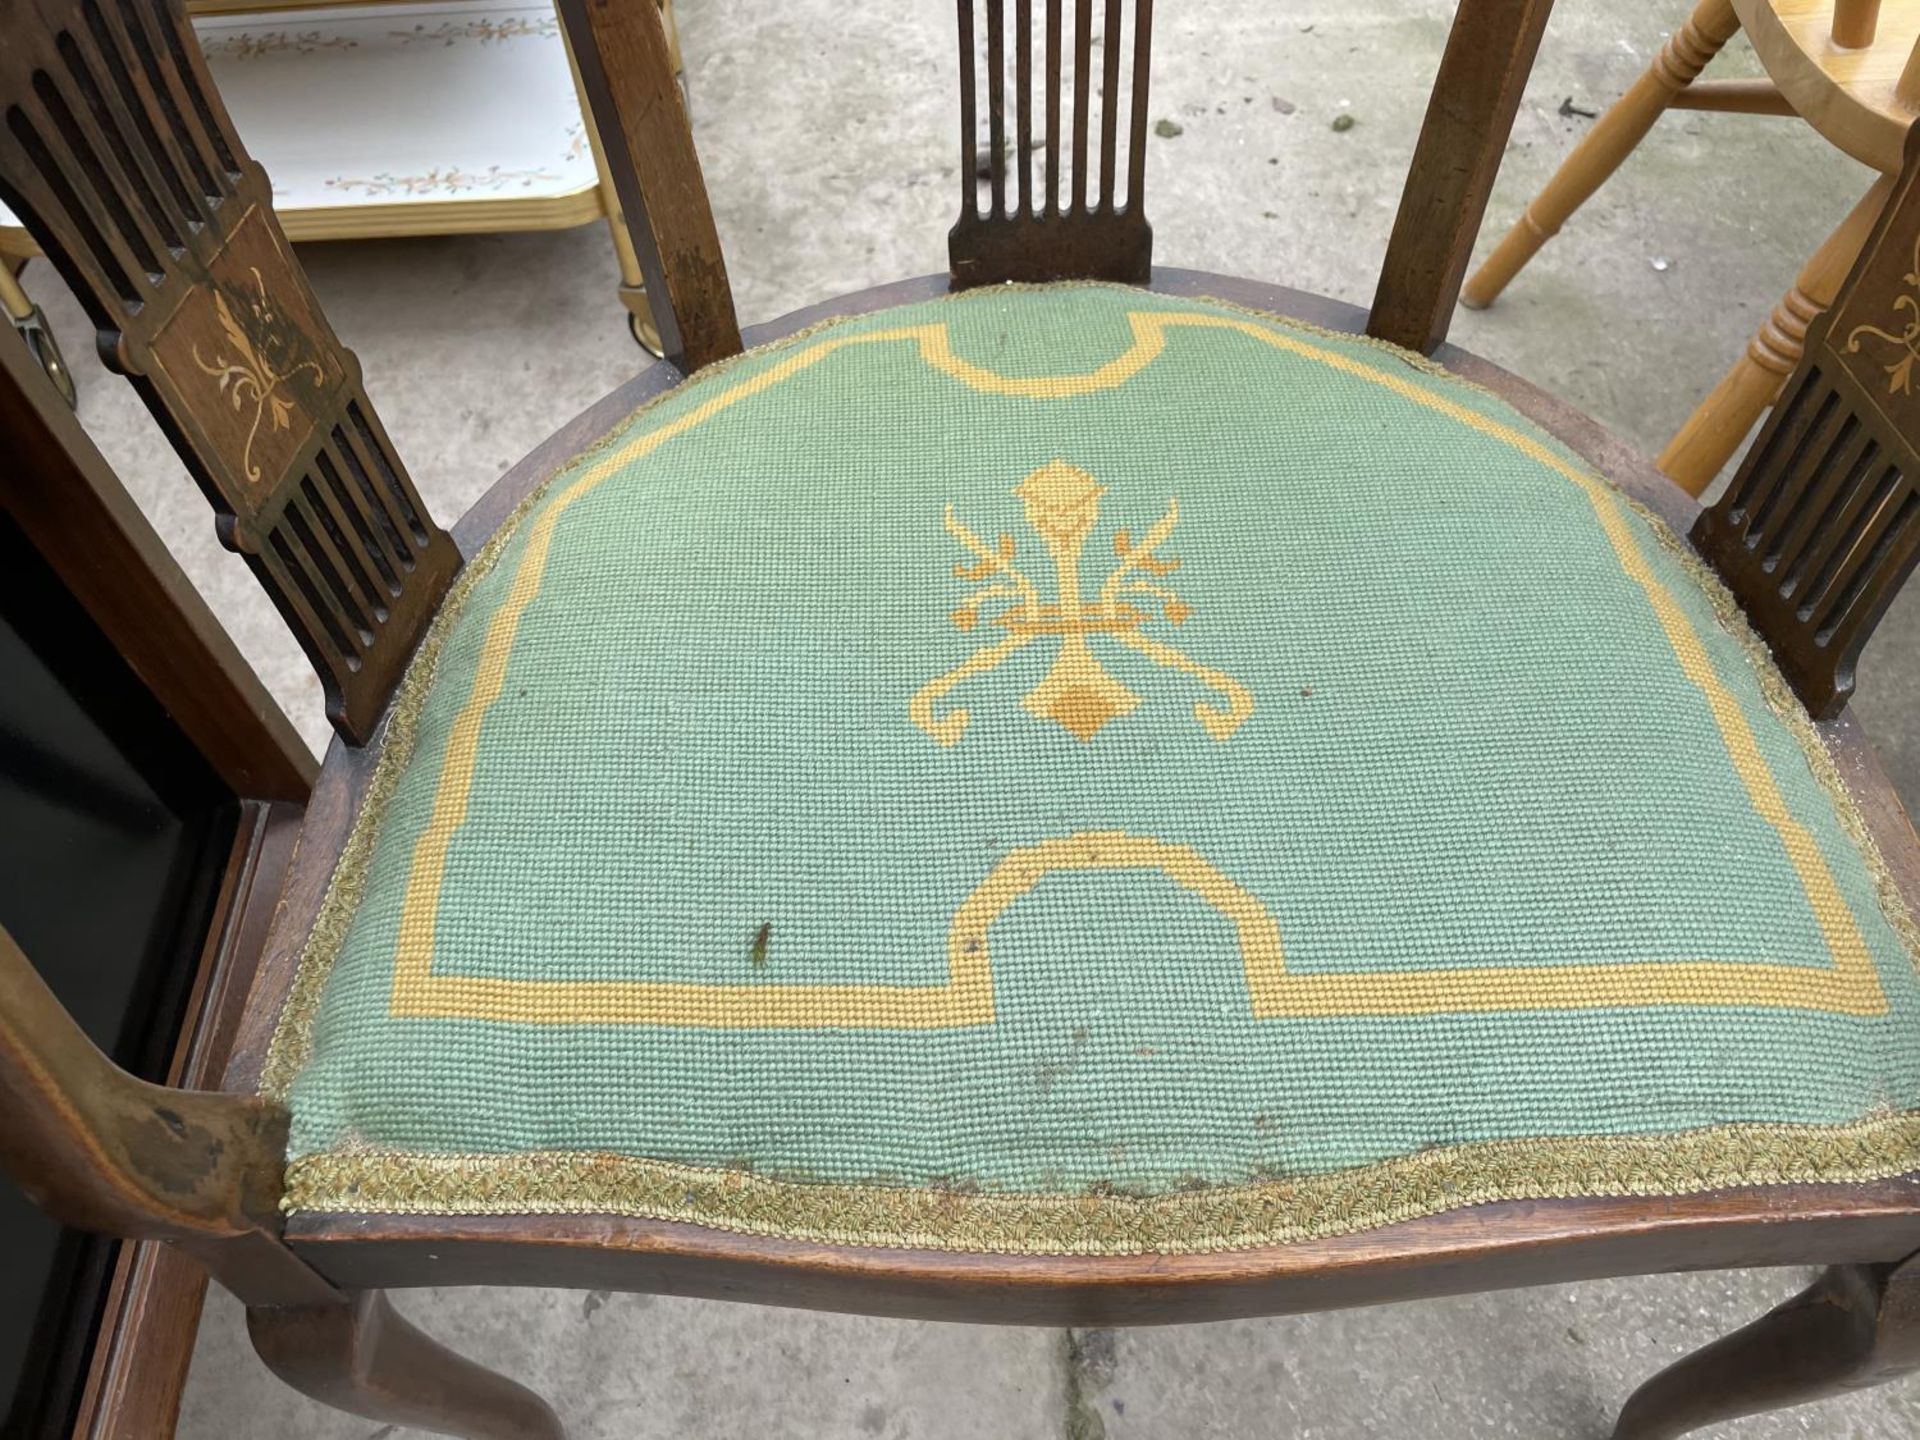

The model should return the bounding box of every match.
[0,0,457,742]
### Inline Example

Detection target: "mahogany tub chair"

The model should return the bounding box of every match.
[4,0,1920,1436]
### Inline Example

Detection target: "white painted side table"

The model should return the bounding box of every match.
[0,0,680,395]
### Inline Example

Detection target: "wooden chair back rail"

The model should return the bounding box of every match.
[948,0,1155,286]
[0,920,340,1319]
[1366,0,1555,353]
[0,0,459,744]
[0,926,282,1247]
[1694,122,1920,718]
[557,0,742,374]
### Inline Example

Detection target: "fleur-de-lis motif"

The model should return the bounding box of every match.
[191,266,326,483]
[911,461,1253,745]
[1844,231,1920,396]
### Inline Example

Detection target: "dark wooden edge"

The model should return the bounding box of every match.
[233,268,1920,1324]
[0,308,315,803]
[556,0,741,373]
[1367,0,1555,354]
[286,1184,1920,1328]
[70,800,302,1440]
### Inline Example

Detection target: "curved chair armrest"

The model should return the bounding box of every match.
[0,924,287,1244]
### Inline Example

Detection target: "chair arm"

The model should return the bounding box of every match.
[0,925,287,1243]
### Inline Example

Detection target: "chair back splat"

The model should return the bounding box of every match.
[949,0,1155,288]
[0,0,459,745]
[947,0,1554,348]
[1693,123,1920,720]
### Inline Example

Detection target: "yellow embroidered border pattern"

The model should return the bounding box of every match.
[262,288,1920,1245]
[282,1111,1920,1254]
[385,306,1884,1028]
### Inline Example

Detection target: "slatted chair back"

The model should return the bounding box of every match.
[566,0,1555,359]
[0,0,459,745]
[1693,121,1920,719]
[948,0,1157,287]
[936,0,1557,349]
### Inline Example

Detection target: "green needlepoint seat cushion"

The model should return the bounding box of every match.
[269,284,1920,1256]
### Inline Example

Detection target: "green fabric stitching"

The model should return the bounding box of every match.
[264,284,1920,1251]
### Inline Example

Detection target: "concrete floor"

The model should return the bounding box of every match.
[20,0,1920,1434]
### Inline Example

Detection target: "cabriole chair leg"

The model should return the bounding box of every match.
[1611,1256,1920,1440]
[246,1290,566,1440]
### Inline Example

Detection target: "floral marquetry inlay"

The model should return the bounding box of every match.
[147,206,344,502]
[1842,230,1920,397]
[191,267,329,484]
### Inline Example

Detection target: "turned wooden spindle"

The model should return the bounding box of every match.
[1898,31,1920,109]
[1460,0,1738,309]
[1656,170,1893,492]
[1831,0,1881,49]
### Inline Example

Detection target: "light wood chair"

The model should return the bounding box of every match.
[1465,0,1920,494]
[5,1,1920,1436]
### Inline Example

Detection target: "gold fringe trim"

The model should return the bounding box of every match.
[263,283,1920,1246]
[284,1111,1920,1255]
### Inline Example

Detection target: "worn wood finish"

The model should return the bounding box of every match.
[1462,0,1739,313]
[0,916,336,1316]
[948,0,1154,287]
[0,299,313,803]
[0,0,459,744]
[70,800,300,1440]
[1694,128,1920,718]
[557,0,740,374]
[1612,1253,1920,1439]
[1,827,560,1434]
[0,924,288,1248]
[1367,0,1555,353]
[247,1291,566,1440]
